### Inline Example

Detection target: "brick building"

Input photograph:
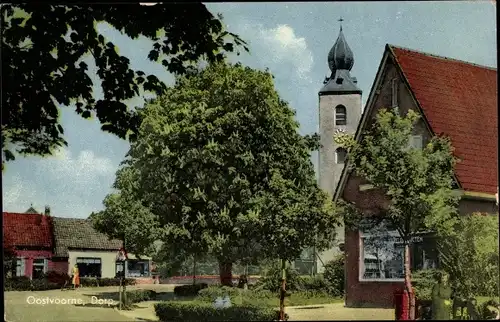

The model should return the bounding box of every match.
[3,208,54,279]
[317,25,497,307]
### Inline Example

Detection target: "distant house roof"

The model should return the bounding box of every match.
[3,212,52,248]
[52,217,123,257]
[389,45,497,195]
[24,206,40,214]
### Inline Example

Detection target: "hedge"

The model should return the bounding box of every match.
[79,277,136,287]
[5,274,136,291]
[299,275,328,291]
[4,276,60,291]
[173,283,208,296]
[197,286,275,306]
[121,290,157,309]
[155,301,288,321]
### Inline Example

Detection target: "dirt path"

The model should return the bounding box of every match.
[4,286,164,322]
[113,301,395,321]
[286,303,394,320]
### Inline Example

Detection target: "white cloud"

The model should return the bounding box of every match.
[47,148,116,184]
[1,148,118,217]
[2,175,41,213]
[237,23,314,82]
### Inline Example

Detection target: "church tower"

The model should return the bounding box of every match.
[317,21,362,270]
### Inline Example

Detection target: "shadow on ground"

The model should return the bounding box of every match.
[296,306,325,310]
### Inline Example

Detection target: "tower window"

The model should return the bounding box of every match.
[335,105,347,125]
[336,148,347,164]
[391,78,398,107]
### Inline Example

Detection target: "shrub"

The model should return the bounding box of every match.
[173,283,208,297]
[4,276,60,291]
[155,301,288,321]
[412,269,445,301]
[44,271,70,286]
[122,290,157,309]
[255,262,302,292]
[4,276,33,291]
[80,278,99,287]
[292,289,330,299]
[323,255,344,296]
[299,275,327,291]
[31,278,60,291]
[198,285,275,306]
[79,277,136,287]
[436,213,499,298]
[198,286,242,301]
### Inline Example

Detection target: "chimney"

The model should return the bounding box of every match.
[44,205,51,216]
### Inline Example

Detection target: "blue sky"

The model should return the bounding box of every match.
[3,2,496,218]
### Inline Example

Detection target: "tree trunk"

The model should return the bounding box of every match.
[404,243,415,319]
[192,255,196,285]
[279,259,287,321]
[219,261,233,287]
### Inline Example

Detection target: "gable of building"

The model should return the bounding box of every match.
[391,45,497,196]
[52,217,123,257]
[336,48,429,213]
[335,44,497,205]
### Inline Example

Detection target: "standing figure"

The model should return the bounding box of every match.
[72,264,80,289]
[431,271,452,320]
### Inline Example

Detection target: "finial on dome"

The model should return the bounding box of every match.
[338,17,343,31]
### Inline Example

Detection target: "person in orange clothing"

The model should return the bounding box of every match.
[71,264,80,289]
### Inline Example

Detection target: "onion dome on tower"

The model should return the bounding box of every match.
[320,18,361,95]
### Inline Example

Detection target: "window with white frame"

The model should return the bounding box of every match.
[127,260,150,277]
[391,78,398,107]
[359,228,438,281]
[76,257,102,278]
[13,258,25,277]
[335,105,347,125]
[32,258,48,279]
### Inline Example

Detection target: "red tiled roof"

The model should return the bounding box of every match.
[3,212,53,248]
[390,45,498,195]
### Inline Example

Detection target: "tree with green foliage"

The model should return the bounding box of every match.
[335,108,459,319]
[98,62,339,292]
[436,212,499,298]
[89,166,163,257]
[2,3,247,166]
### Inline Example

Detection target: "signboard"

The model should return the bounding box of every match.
[116,248,128,261]
[213,296,231,309]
